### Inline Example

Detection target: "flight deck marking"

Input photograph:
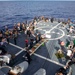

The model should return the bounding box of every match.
[48,28,65,40]
[8,22,66,68]
[9,42,26,56]
[6,41,23,50]
[48,22,62,33]
[9,42,23,50]
[36,25,50,29]
[57,32,60,34]
[5,22,72,73]
[37,22,65,40]
[10,41,65,67]
[15,23,62,56]
[15,48,26,56]
[34,53,72,74]
[6,42,25,56]
[51,31,55,33]
[36,22,61,33]
[34,53,65,67]
[9,23,63,56]
[9,22,63,56]
[66,35,75,38]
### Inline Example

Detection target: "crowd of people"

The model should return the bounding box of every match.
[53,18,75,75]
[0,16,55,50]
[55,39,75,75]
[0,16,50,55]
[0,16,53,67]
[1,16,75,74]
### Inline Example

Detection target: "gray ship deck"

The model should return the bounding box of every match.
[0,20,75,75]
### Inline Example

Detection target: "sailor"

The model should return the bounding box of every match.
[35,35,39,43]
[68,41,74,49]
[69,26,74,34]
[13,31,18,45]
[65,49,75,67]
[0,47,7,55]
[55,67,68,75]
[0,54,11,66]
[17,23,21,32]
[5,29,10,44]
[29,38,34,49]
[51,17,54,23]
[59,41,67,54]
[0,30,3,40]
[25,51,32,64]
[66,49,73,59]
[25,39,29,50]
[65,58,75,68]
[22,23,26,32]
[0,31,3,41]
[37,32,41,41]
[27,28,31,37]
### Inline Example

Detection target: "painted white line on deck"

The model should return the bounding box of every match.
[34,53,65,67]
[15,45,30,56]
[9,42,23,50]
[15,23,62,56]
[15,48,25,56]
[51,31,55,33]
[34,51,72,74]
[57,32,60,34]
[66,35,75,38]
[48,28,65,40]
[7,42,26,56]
[43,30,47,32]
[36,23,62,35]
[48,22,62,33]
[66,35,70,36]
[11,22,62,56]
[36,25,50,30]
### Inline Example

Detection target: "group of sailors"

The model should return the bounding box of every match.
[55,39,75,75]
[0,16,47,66]
[53,18,75,75]
[0,16,54,51]
[0,19,36,45]
[61,18,75,34]
[1,16,75,74]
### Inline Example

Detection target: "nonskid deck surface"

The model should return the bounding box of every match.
[23,21,74,75]
[0,20,74,75]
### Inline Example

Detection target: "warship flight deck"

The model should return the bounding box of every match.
[0,19,75,75]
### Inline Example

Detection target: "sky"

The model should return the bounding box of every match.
[0,0,75,1]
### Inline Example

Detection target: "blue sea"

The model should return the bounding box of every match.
[0,1,75,27]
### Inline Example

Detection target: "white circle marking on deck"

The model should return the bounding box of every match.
[48,28,65,40]
[36,22,65,40]
[51,31,55,33]
[57,32,60,34]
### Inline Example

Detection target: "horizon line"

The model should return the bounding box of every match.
[0,0,74,2]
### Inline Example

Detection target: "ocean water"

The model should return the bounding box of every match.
[0,1,75,27]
